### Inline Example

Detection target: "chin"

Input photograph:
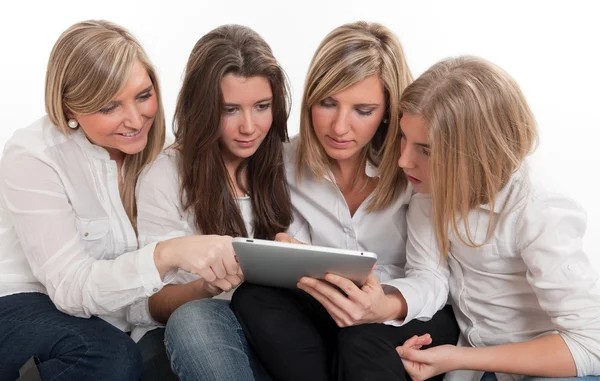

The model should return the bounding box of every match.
[323,147,360,162]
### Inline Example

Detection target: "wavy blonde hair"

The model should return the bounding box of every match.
[297,21,413,210]
[45,20,166,230]
[400,56,538,258]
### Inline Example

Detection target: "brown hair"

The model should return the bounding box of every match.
[400,56,538,258]
[297,21,413,210]
[173,24,292,239]
[45,20,166,230]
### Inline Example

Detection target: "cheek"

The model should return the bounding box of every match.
[310,107,329,135]
[218,117,236,142]
[78,114,120,138]
[257,110,273,134]
[142,96,159,118]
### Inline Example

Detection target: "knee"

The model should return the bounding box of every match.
[88,322,142,380]
[165,299,235,351]
[336,325,385,359]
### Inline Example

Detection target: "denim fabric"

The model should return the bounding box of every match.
[0,292,141,381]
[165,298,270,381]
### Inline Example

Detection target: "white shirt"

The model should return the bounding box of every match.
[133,148,253,340]
[284,140,413,325]
[393,164,600,380]
[0,116,170,337]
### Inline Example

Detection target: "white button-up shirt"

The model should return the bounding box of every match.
[0,116,169,338]
[284,140,413,325]
[392,164,600,380]
[133,148,253,339]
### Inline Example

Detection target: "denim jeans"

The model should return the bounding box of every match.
[164,298,270,381]
[482,372,600,380]
[0,292,141,381]
[137,328,178,381]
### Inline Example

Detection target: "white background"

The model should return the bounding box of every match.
[1,0,599,271]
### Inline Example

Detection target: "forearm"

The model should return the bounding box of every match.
[148,280,213,323]
[454,334,577,377]
[383,290,408,320]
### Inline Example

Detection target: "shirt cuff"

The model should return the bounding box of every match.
[137,242,177,296]
[381,280,423,326]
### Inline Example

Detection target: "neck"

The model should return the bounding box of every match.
[223,154,246,197]
[330,155,364,191]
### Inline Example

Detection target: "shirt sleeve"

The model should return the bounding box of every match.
[381,194,450,326]
[0,152,165,318]
[516,191,600,377]
[287,205,312,244]
[129,152,195,326]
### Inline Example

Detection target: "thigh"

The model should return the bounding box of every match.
[335,305,459,381]
[137,328,178,381]
[0,292,141,381]
[231,283,339,381]
[165,298,267,381]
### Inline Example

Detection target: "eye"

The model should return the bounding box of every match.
[356,108,374,116]
[137,91,152,101]
[421,147,431,157]
[99,104,117,114]
[256,102,271,111]
[223,106,237,115]
[319,99,336,108]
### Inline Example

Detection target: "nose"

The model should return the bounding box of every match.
[124,103,144,130]
[397,139,415,169]
[331,108,350,136]
[239,109,256,135]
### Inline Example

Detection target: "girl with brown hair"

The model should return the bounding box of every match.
[135,24,292,381]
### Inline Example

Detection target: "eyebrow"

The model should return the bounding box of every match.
[105,85,153,106]
[324,96,380,108]
[399,126,430,149]
[223,97,273,106]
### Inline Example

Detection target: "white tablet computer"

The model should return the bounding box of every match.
[232,237,377,289]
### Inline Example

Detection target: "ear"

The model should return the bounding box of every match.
[63,107,75,120]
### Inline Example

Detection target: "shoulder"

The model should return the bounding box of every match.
[2,116,70,159]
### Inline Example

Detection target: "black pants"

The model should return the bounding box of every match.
[231,283,459,381]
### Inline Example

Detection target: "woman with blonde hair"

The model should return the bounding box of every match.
[392,56,600,380]
[231,21,459,381]
[0,20,235,381]
[135,24,292,381]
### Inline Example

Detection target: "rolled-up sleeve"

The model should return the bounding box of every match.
[382,194,449,326]
[517,192,600,377]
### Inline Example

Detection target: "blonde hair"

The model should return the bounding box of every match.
[45,20,166,230]
[400,56,538,258]
[297,21,413,210]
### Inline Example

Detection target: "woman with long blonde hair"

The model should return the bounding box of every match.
[0,20,236,381]
[231,21,460,381]
[393,56,600,381]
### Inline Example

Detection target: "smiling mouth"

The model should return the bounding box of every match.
[117,126,143,138]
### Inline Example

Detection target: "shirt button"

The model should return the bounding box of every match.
[84,232,89,237]
[152,288,159,292]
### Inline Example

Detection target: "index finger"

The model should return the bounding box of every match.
[325,273,370,307]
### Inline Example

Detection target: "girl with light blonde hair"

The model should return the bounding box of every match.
[0,20,238,381]
[231,21,459,381]
[392,56,600,381]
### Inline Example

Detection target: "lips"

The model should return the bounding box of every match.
[326,136,353,148]
[405,173,422,185]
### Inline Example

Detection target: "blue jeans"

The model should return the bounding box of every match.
[0,292,141,381]
[165,298,270,381]
[137,328,178,381]
[482,372,600,380]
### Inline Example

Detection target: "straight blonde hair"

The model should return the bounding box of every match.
[45,20,166,230]
[297,21,413,210]
[400,56,538,258]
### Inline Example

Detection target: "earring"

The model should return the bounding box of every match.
[67,119,79,129]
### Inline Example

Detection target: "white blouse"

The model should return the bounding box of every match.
[284,139,413,325]
[0,116,170,337]
[394,164,600,380]
[133,148,253,340]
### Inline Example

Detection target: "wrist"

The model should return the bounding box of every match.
[154,240,175,277]
[383,291,407,321]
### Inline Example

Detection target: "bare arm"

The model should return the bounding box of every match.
[147,279,215,324]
